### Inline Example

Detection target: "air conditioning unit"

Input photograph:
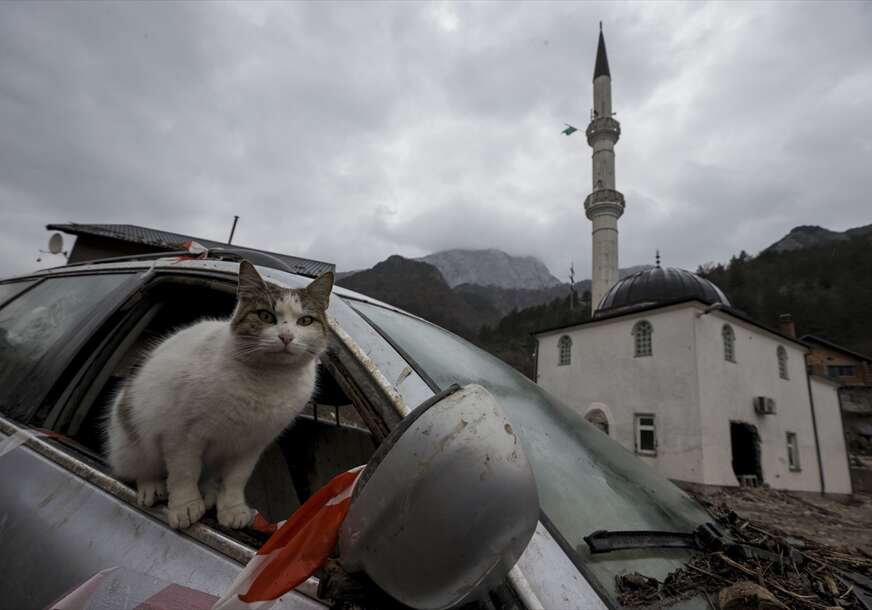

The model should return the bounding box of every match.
[753,396,776,415]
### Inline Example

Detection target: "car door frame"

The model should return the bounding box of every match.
[0,263,432,607]
[0,268,152,425]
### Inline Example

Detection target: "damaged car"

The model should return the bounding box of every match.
[0,250,717,609]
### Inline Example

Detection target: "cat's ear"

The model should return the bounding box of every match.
[238,260,268,300]
[304,271,334,311]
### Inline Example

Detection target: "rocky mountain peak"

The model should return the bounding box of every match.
[765,224,872,253]
[417,248,562,290]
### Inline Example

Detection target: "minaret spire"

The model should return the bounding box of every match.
[585,24,625,313]
[594,24,611,80]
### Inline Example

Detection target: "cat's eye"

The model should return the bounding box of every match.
[297,315,315,327]
[256,309,277,324]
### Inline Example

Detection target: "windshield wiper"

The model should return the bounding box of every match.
[584,522,725,554]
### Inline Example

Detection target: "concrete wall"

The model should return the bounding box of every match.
[694,310,821,491]
[537,305,705,482]
[537,303,855,494]
[838,386,872,492]
[810,377,852,494]
[589,213,619,311]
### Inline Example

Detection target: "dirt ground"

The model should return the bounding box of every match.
[685,485,872,553]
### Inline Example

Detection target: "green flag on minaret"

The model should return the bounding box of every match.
[562,124,578,136]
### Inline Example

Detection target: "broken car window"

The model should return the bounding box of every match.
[0,274,130,415]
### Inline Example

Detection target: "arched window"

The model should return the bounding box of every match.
[777,346,789,380]
[722,324,736,362]
[632,320,653,357]
[585,409,610,435]
[558,335,572,366]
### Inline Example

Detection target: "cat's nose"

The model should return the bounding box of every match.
[279,332,294,345]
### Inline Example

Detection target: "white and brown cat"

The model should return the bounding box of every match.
[107,261,333,529]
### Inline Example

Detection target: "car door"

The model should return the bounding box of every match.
[0,270,144,423]
[0,268,327,609]
[0,266,440,610]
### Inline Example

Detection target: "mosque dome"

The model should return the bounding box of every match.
[595,267,731,316]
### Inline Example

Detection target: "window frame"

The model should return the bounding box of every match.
[5,268,413,605]
[828,365,855,378]
[585,408,610,436]
[558,335,572,366]
[786,432,800,471]
[777,346,789,380]
[0,278,41,310]
[722,324,736,363]
[634,413,657,456]
[632,320,653,358]
[0,270,144,425]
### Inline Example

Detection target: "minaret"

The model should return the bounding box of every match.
[585,24,625,313]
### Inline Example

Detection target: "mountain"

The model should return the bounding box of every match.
[765,224,872,253]
[455,264,652,316]
[417,249,562,290]
[701,225,872,355]
[337,225,872,378]
[336,255,499,338]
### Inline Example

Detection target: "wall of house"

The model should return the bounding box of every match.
[839,386,872,492]
[810,377,852,494]
[536,305,705,483]
[806,344,872,385]
[695,310,822,491]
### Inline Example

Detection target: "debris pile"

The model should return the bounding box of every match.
[616,495,872,609]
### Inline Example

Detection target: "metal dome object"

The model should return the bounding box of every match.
[595,267,731,315]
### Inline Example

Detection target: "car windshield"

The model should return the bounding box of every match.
[347,299,713,606]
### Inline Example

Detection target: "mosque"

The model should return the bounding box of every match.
[534,27,852,494]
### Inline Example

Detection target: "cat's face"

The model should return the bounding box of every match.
[230,261,333,364]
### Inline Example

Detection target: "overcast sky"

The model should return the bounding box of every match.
[1,1,870,280]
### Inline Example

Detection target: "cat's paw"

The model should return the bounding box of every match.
[218,503,256,529]
[167,497,206,529]
[137,480,168,507]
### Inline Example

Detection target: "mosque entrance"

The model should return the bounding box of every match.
[730,422,762,487]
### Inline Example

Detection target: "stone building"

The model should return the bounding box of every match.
[534,27,852,494]
[535,267,852,494]
[584,25,624,310]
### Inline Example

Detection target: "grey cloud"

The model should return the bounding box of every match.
[0,1,870,285]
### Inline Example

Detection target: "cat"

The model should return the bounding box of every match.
[106,260,333,529]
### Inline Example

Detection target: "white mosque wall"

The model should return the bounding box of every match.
[810,377,853,494]
[536,304,705,483]
[537,303,852,494]
[694,310,822,492]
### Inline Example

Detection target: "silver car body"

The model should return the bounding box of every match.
[0,257,659,608]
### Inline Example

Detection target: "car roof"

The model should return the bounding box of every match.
[4,256,417,320]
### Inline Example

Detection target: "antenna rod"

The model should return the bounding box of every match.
[228,215,240,244]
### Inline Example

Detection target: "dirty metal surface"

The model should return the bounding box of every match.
[327,318,412,418]
[340,384,539,610]
[514,521,607,610]
[327,300,432,413]
[0,419,324,609]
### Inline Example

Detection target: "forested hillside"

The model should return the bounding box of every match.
[476,293,590,377]
[338,225,872,379]
[698,229,872,355]
[336,255,500,339]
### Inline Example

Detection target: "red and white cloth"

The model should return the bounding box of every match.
[212,465,364,609]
